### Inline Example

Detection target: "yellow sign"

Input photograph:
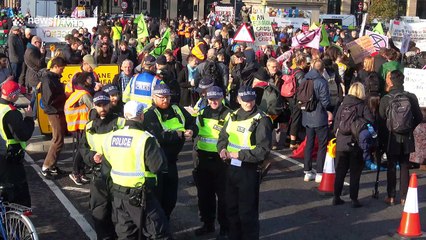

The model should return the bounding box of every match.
[37,93,52,135]
[60,64,120,85]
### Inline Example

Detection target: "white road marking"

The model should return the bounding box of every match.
[24,153,96,240]
[62,186,91,193]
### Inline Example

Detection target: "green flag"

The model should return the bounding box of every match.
[150,29,171,57]
[320,25,330,47]
[373,22,384,35]
[137,13,149,40]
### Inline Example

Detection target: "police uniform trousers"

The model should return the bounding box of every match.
[0,155,31,207]
[156,159,178,219]
[89,174,116,240]
[226,163,261,240]
[195,152,228,229]
[112,185,171,240]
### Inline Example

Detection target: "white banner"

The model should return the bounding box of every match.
[270,17,310,30]
[404,68,426,107]
[389,20,426,51]
[214,6,234,23]
[27,17,98,42]
[250,14,276,46]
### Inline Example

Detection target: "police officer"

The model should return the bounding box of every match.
[80,91,125,240]
[217,86,272,240]
[101,101,171,240]
[193,77,215,115]
[194,86,231,238]
[0,80,34,207]
[142,84,198,219]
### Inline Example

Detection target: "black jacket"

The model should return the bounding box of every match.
[333,95,374,152]
[142,104,198,161]
[24,44,47,88]
[378,87,423,155]
[111,49,137,67]
[7,33,24,63]
[177,66,194,107]
[63,44,83,64]
[217,106,272,164]
[40,70,66,115]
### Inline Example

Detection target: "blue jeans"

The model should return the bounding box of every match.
[304,125,329,173]
[10,62,22,80]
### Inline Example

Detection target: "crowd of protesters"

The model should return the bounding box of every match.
[0,6,425,239]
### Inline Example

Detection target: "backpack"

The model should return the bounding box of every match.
[385,92,413,134]
[203,61,223,88]
[364,72,380,96]
[281,69,301,97]
[324,70,339,106]
[337,102,361,135]
[260,83,284,116]
[296,79,316,112]
[350,117,370,141]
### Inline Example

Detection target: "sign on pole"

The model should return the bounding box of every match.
[250,13,276,46]
[233,23,254,43]
[404,68,426,107]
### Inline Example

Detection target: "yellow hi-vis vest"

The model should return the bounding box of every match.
[196,109,230,152]
[226,111,264,152]
[85,117,126,153]
[65,89,91,132]
[153,105,186,131]
[0,104,26,149]
[102,127,157,188]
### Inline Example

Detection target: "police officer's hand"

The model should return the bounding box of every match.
[24,106,33,118]
[229,152,239,159]
[93,153,103,163]
[184,129,193,140]
[220,149,229,160]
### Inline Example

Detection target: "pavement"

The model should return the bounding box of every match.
[23,123,426,240]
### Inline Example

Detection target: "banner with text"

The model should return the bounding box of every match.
[389,20,426,51]
[404,68,426,107]
[347,36,376,64]
[27,17,98,42]
[214,6,234,23]
[250,14,276,46]
[270,17,310,30]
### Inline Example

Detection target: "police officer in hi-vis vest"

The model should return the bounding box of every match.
[193,86,231,238]
[142,84,198,219]
[101,101,171,239]
[79,91,125,240]
[217,86,272,240]
[0,80,34,207]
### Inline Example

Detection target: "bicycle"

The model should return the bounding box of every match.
[0,184,39,240]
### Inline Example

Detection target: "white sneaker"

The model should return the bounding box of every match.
[315,173,323,183]
[304,171,315,182]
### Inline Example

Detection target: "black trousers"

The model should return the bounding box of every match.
[226,165,260,240]
[112,191,171,240]
[334,150,364,200]
[156,161,178,219]
[195,153,228,229]
[286,97,302,138]
[0,157,31,207]
[304,125,329,173]
[89,176,116,240]
[387,153,410,199]
[72,131,86,175]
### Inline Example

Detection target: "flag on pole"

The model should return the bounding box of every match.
[320,25,330,47]
[291,29,321,49]
[373,22,384,35]
[150,28,171,57]
[137,13,149,40]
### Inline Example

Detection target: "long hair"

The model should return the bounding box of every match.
[363,56,374,72]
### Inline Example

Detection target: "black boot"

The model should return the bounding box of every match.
[194,223,215,236]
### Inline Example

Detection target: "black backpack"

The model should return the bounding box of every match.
[203,61,223,88]
[385,92,413,134]
[296,79,316,112]
[364,72,380,96]
[337,102,361,135]
[260,83,284,116]
[351,117,369,141]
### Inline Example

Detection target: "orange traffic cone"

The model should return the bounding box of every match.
[397,173,422,237]
[318,139,336,193]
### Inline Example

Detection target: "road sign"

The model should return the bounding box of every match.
[121,1,128,10]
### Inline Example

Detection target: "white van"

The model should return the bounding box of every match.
[319,14,357,28]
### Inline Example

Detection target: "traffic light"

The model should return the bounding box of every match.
[114,0,119,6]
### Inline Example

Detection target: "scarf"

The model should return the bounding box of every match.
[187,65,197,83]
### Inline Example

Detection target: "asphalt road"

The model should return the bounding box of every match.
[23,129,426,240]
